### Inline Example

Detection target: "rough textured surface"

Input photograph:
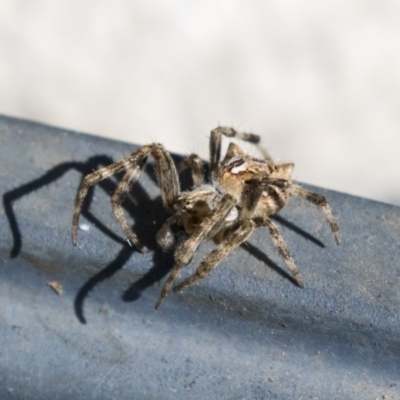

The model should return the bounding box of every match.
[0,115,399,399]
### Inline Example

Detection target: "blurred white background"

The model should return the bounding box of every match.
[1,1,399,205]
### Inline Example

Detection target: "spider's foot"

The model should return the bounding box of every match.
[71,230,78,246]
[334,231,342,245]
[155,282,171,309]
[155,266,182,309]
[294,273,304,288]
[126,238,149,252]
[155,295,166,309]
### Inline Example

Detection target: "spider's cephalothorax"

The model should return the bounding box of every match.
[72,126,341,309]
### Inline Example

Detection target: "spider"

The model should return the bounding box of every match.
[71,126,341,309]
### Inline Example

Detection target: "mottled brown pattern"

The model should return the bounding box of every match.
[72,126,340,308]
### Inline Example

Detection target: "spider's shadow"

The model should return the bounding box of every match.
[2,155,176,323]
[3,154,325,324]
[3,156,129,258]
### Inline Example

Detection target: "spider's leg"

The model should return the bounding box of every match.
[72,143,180,246]
[155,193,236,309]
[263,218,304,288]
[156,216,177,250]
[210,127,272,174]
[71,149,147,245]
[110,141,181,250]
[111,158,148,251]
[173,220,255,293]
[291,185,341,245]
[210,127,223,177]
[178,153,205,187]
[154,261,185,309]
[111,144,179,246]
[150,144,180,211]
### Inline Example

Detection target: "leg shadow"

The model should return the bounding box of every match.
[241,241,299,286]
[242,214,325,287]
[272,214,325,248]
[2,155,127,258]
[2,154,177,323]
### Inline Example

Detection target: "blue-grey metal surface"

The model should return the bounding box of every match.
[0,115,399,399]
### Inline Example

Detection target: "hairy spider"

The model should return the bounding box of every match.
[72,126,340,309]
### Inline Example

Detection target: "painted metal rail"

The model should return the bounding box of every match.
[1,115,399,399]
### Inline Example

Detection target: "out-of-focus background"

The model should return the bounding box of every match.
[1,1,399,205]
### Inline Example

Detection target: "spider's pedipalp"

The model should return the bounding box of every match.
[292,185,341,245]
[156,216,177,250]
[173,220,255,293]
